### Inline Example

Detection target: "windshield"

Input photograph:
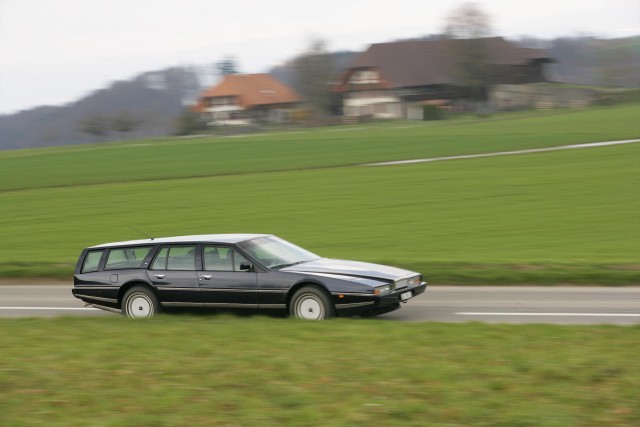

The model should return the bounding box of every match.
[238,236,320,269]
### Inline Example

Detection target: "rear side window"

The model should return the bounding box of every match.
[82,250,104,273]
[105,246,153,270]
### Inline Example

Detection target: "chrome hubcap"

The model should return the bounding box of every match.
[296,294,324,320]
[127,294,153,318]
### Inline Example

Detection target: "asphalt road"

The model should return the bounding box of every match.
[1,284,638,324]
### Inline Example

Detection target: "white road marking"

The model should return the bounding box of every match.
[391,125,424,129]
[0,306,99,311]
[325,127,366,132]
[457,312,640,317]
[365,139,640,166]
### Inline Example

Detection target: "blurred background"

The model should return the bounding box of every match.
[0,0,638,148]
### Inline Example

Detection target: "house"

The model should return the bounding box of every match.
[196,74,302,126]
[332,37,554,119]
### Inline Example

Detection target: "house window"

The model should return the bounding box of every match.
[374,104,387,114]
[210,96,236,107]
[349,70,380,84]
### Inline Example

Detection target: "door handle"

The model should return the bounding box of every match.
[201,275,213,280]
[154,274,166,279]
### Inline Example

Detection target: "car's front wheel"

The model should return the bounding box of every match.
[290,286,335,320]
[122,286,160,318]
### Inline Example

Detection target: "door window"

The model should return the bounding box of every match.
[203,246,250,272]
[151,246,196,271]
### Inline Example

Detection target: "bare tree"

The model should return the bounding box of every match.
[444,2,492,39]
[444,3,494,103]
[294,38,334,115]
[215,57,239,77]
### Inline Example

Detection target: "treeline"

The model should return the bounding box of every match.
[516,35,640,88]
[0,67,201,150]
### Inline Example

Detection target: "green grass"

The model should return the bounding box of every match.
[1,142,638,284]
[0,317,638,426]
[1,104,638,191]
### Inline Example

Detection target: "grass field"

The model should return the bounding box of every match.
[0,317,638,426]
[1,104,638,192]
[1,105,638,283]
[1,106,639,427]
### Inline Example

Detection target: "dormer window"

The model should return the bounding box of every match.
[349,70,380,84]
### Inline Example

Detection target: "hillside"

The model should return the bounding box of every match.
[0,67,201,150]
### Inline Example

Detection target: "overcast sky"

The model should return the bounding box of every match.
[1,0,638,114]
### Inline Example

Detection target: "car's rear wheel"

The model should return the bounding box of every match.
[122,286,160,318]
[290,286,335,320]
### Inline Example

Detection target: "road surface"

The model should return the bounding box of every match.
[1,283,638,325]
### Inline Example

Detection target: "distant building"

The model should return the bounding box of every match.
[332,37,554,119]
[195,74,302,126]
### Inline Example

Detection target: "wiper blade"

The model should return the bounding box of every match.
[270,261,307,270]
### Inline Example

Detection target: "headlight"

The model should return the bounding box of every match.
[373,285,391,295]
[395,275,422,289]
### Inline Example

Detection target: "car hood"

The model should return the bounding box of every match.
[281,258,415,282]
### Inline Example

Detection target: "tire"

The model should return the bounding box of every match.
[122,286,160,318]
[290,286,335,320]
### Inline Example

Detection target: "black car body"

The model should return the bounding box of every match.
[72,234,427,319]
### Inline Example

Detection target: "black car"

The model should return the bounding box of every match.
[72,234,427,319]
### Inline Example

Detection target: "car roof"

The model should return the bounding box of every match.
[88,234,271,249]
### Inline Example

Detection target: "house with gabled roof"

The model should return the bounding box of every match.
[332,37,554,119]
[195,74,302,126]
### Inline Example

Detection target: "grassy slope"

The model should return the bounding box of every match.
[1,105,638,192]
[1,142,638,283]
[0,317,638,426]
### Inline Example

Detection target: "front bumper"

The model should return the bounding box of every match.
[332,282,427,316]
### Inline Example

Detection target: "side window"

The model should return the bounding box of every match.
[203,246,233,271]
[150,247,169,270]
[203,246,250,271]
[82,250,104,273]
[234,251,250,271]
[105,246,153,270]
[151,246,196,271]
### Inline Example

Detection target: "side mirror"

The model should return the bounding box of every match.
[239,262,253,272]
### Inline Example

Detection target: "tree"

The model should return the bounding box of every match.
[293,38,334,115]
[444,3,494,103]
[111,111,142,138]
[174,108,207,136]
[444,2,492,39]
[78,115,110,140]
[215,57,239,77]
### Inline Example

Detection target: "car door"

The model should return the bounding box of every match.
[198,245,258,307]
[147,245,201,307]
